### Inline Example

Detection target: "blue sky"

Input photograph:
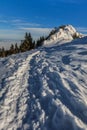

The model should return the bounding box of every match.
[0,0,87,40]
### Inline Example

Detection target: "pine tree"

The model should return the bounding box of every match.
[10,44,15,54]
[0,48,2,57]
[1,47,5,57]
[32,41,35,49]
[36,36,45,47]
[15,43,19,53]
[0,32,36,57]
[25,32,33,50]
[20,32,34,52]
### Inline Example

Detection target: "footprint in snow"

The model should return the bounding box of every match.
[62,55,71,65]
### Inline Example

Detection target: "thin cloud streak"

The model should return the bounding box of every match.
[0,20,8,23]
[19,27,52,39]
[20,27,52,32]
[13,22,41,27]
[76,27,87,33]
[0,18,41,27]
[0,17,48,39]
[0,27,52,40]
[20,27,52,37]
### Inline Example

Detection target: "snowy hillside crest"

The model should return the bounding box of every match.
[43,25,83,46]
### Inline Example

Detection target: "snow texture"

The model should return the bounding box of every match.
[0,27,87,130]
[43,25,83,46]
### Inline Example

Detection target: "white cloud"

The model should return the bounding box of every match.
[20,27,52,39]
[11,19,22,23]
[0,16,52,40]
[0,29,23,40]
[13,22,41,27]
[76,27,87,33]
[10,19,41,27]
[0,20,8,23]
[20,27,52,32]
[0,27,52,40]
[0,18,41,27]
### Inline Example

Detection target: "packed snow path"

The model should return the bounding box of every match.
[0,38,87,130]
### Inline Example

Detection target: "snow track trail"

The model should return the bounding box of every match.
[0,37,87,130]
[0,51,40,130]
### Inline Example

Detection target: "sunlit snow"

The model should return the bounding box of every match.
[0,25,87,130]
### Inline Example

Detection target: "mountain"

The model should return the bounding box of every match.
[43,25,83,46]
[0,25,87,130]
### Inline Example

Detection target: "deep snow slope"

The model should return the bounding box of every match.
[0,36,87,130]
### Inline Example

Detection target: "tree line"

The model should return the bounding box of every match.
[0,32,45,58]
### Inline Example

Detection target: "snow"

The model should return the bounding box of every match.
[43,25,83,46]
[0,32,87,129]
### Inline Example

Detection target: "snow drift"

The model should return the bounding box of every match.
[0,26,87,130]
